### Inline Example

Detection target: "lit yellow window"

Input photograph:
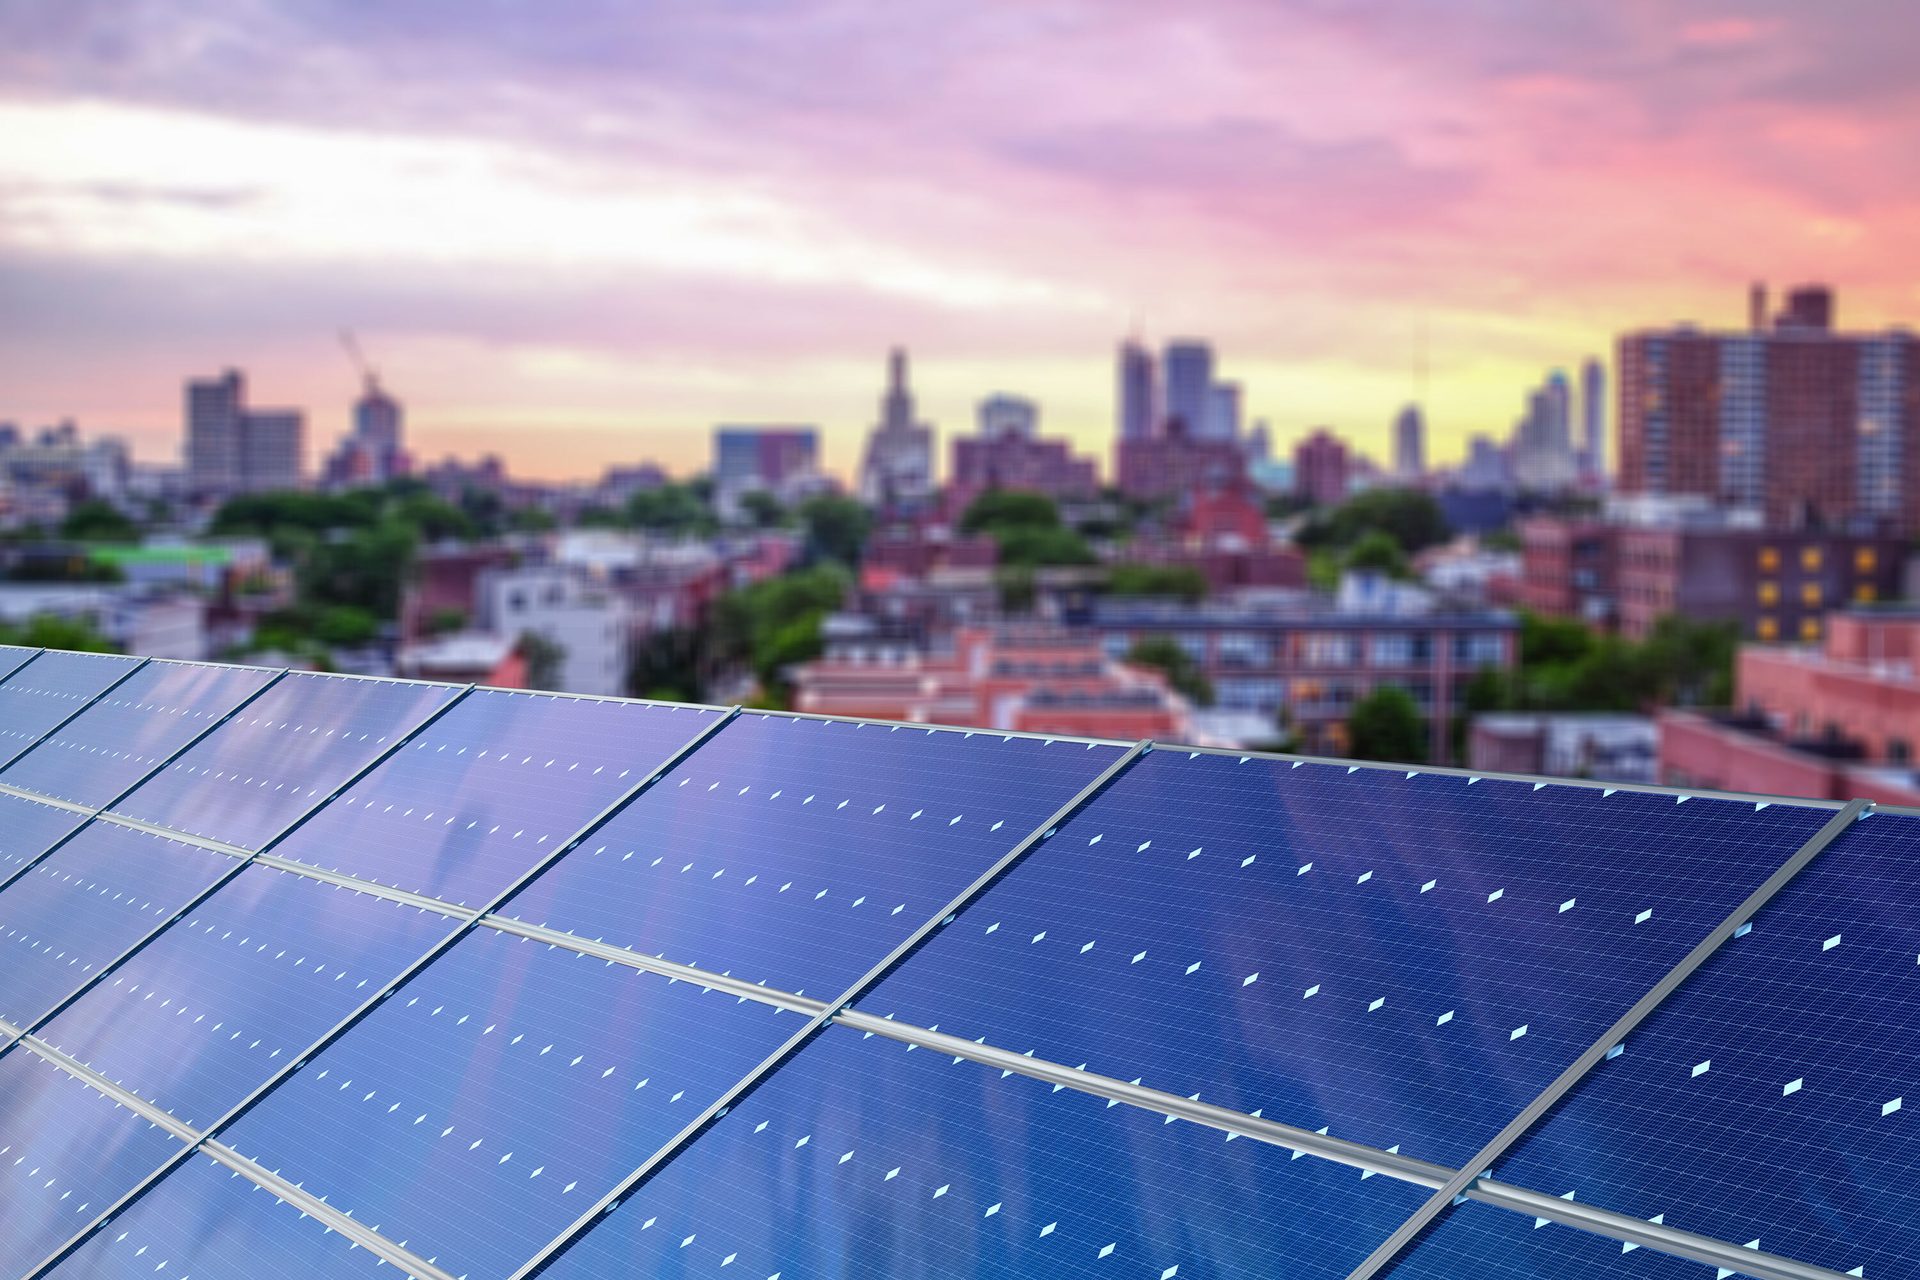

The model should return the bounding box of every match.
[1800,617,1822,642]
[1801,546,1823,571]
[1758,547,1780,572]
[1856,583,1878,603]
[1801,582,1822,606]
[1758,581,1779,606]
[1856,547,1878,572]
[1757,617,1779,641]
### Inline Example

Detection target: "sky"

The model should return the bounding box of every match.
[3,1,1919,482]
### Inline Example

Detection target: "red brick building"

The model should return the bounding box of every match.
[949,432,1099,511]
[1293,429,1351,507]
[1114,424,1247,504]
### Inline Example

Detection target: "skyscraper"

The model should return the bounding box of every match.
[1393,404,1426,479]
[1206,381,1243,442]
[1511,370,1578,492]
[858,348,935,508]
[1618,284,1920,529]
[1117,339,1156,441]
[1580,357,1606,482]
[1162,340,1214,438]
[184,369,307,498]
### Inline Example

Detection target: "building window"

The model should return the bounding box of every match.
[1800,546,1823,571]
[1303,634,1355,667]
[1757,616,1778,641]
[1368,634,1414,668]
[1800,617,1821,642]
[1856,583,1878,604]
[1801,582,1822,607]
[1217,633,1272,669]
[1890,737,1912,764]
[1757,581,1779,606]
[1452,632,1506,665]
[1856,547,1878,572]
[1758,546,1780,572]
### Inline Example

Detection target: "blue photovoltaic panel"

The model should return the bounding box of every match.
[270,691,716,907]
[47,1153,392,1280]
[0,792,87,881]
[0,822,235,1028]
[0,661,277,809]
[0,644,36,682]
[1481,808,1920,1280]
[0,651,140,770]
[218,926,802,1278]
[36,863,460,1129]
[0,1049,184,1278]
[1383,1198,1717,1280]
[545,1021,1429,1280]
[111,672,457,850]
[503,713,1125,996]
[862,754,1833,1166]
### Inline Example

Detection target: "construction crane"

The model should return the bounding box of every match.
[338,329,380,393]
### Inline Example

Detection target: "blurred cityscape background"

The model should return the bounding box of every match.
[3,3,1919,804]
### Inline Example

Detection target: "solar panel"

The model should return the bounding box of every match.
[1471,807,1917,1280]
[34,863,460,1130]
[110,672,459,851]
[501,713,1127,995]
[0,792,88,883]
[267,690,719,907]
[215,927,803,1277]
[0,652,142,771]
[539,1020,1431,1280]
[1381,1197,1714,1279]
[0,644,37,683]
[0,822,235,1031]
[859,753,1833,1166]
[0,1049,184,1278]
[0,661,278,810]
[44,1152,394,1280]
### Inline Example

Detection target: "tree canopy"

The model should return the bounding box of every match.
[1346,685,1428,763]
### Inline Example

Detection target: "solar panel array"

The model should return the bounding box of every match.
[0,650,1904,1280]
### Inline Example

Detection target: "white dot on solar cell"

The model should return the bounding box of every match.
[1031,931,1046,944]
[1243,972,1258,986]
[1297,862,1312,876]
[795,1135,809,1148]
[1510,1024,1528,1040]
[1487,889,1504,903]
[1783,1078,1804,1096]
[985,1202,1001,1217]
[1132,951,1147,964]
[1186,961,1201,975]
[1040,1222,1056,1237]
[1367,996,1385,1012]
[1692,1060,1711,1078]
[1823,934,1843,951]
[1080,941,1095,953]
[1357,871,1372,884]
[1735,921,1752,938]
[1884,1097,1903,1116]
[885,1167,900,1181]
[1437,1010,1453,1025]
[991,821,1004,831]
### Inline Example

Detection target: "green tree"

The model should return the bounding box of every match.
[738,490,787,530]
[959,490,1061,536]
[1346,685,1429,763]
[1342,530,1411,578]
[0,614,117,652]
[313,605,380,648]
[707,564,850,700]
[1298,489,1450,556]
[519,631,567,691]
[625,483,716,536]
[1104,563,1209,603]
[60,500,138,542]
[1125,637,1215,707]
[509,507,557,533]
[797,495,872,568]
[425,607,468,636]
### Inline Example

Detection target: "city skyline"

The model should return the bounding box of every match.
[3,2,1919,479]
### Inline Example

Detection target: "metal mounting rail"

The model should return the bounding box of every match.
[510,737,1155,1280]
[1345,797,1873,1280]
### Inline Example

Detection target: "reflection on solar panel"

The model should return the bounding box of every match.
[0,651,1894,1280]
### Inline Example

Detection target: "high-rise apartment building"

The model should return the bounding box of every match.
[1162,341,1214,438]
[1294,428,1351,506]
[323,376,409,489]
[184,369,307,498]
[858,348,935,508]
[1580,357,1606,482]
[1206,381,1243,442]
[1618,284,1920,530]
[1511,369,1579,492]
[1117,340,1156,441]
[1393,404,1426,479]
[713,425,821,521]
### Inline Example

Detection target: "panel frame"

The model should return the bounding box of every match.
[1345,797,1871,1280]
[511,736,1153,1280]
[0,668,289,899]
[0,653,150,771]
[23,700,739,1280]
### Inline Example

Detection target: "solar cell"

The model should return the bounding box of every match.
[1475,807,1916,1280]
[502,713,1127,995]
[269,690,718,907]
[0,644,36,683]
[540,1020,1431,1280]
[0,661,278,809]
[0,822,235,1030]
[0,792,88,883]
[0,652,142,770]
[111,672,459,851]
[36,863,461,1130]
[1383,1198,1719,1280]
[216,926,804,1278]
[861,753,1834,1166]
[45,1152,393,1280]
[0,1049,184,1278]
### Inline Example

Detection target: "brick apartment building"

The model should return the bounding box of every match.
[1658,606,1920,804]
[1618,283,1920,531]
[948,433,1099,512]
[1114,424,1248,504]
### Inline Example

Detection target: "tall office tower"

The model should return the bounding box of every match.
[858,347,935,507]
[1206,381,1243,442]
[1580,357,1606,482]
[715,425,822,521]
[186,369,245,496]
[977,393,1039,439]
[1393,403,1426,479]
[1117,339,1157,441]
[1511,370,1579,492]
[1162,340,1215,437]
[1618,284,1920,530]
[242,410,306,492]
